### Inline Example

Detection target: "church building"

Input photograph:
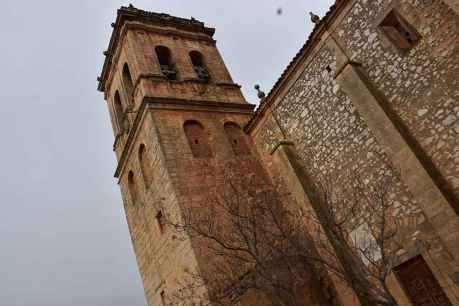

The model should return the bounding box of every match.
[98,1,459,305]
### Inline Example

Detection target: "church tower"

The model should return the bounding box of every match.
[97,5,257,305]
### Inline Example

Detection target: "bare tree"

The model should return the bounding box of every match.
[168,161,334,306]
[168,155,413,306]
[294,148,419,306]
[303,176,400,305]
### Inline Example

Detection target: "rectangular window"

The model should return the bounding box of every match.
[379,10,420,52]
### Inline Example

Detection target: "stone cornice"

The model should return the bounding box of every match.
[127,22,216,43]
[114,97,255,178]
[131,73,242,94]
[142,97,254,112]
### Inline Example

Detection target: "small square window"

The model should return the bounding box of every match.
[379,10,420,52]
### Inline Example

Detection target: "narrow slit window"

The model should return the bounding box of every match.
[189,51,210,82]
[379,10,420,52]
[127,171,138,204]
[138,144,152,187]
[113,91,125,133]
[155,46,177,80]
[156,211,165,234]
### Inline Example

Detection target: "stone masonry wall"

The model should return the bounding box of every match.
[107,24,247,161]
[249,0,459,304]
[256,48,421,221]
[335,0,459,208]
[130,25,245,105]
[148,108,289,304]
[151,107,331,305]
[101,3,459,305]
[119,110,201,306]
[106,17,256,305]
[253,47,425,306]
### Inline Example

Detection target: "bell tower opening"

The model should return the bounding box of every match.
[189,50,210,82]
[155,46,177,80]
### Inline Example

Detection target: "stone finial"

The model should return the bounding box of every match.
[97,76,101,82]
[309,12,320,24]
[128,3,135,8]
[111,22,115,28]
[254,84,266,99]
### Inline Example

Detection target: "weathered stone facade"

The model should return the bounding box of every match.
[98,2,459,305]
[247,0,459,305]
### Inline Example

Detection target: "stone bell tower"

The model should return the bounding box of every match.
[97,5,257,305]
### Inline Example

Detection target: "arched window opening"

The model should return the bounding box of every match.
[122,63,134,105]
[189,51,210,82]
[155,46,177,80]
[138,144,152,188]
[184,120,213,158]
[114,91,126,134]
[127,171,138,203]
[224,122,250,156]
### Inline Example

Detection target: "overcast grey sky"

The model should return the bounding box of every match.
[0,1,333,305]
